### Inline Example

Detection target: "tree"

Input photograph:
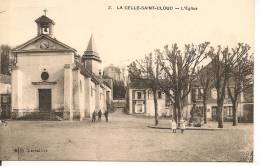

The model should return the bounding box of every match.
[154,42,210,125]
[196,66,213,124]
[207,46,231,128]
[128,54,161,126]
[226,43,253,126]
[113,80,126,99]
[208,43,253,128]
[0,45,12,75]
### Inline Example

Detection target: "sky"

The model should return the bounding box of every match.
[0,0,254,68]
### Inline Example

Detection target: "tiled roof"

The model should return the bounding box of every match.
[86,34,98,53]
[82,34,101,62]
[129,79,169,89]
[35,15,55,24]
[74,62,112,89]
[103,79,113,89]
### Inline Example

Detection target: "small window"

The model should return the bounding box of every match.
[137,92,142,99]
[41,71,49,81]
[212,107,217,116]
[158,91,162,99]
[225,106,233,116]
[42,27,49,34]
[1,95,9,103]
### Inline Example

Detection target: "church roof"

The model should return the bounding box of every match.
[74,61,111,89]
[35,15,55,25]
[12,34,76,53]
[82,34,101,62]
[86,34,98,53]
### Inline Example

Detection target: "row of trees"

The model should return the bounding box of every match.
[128,42,253,128]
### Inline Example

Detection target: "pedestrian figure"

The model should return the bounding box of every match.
[104,110,108,122]
[0,107,2,118]
[171,119,177,133]
[0,120,8,126]
[98,109,102,121]
[180,119,186,133]
[91,111,96,122]
[189,103,196,126]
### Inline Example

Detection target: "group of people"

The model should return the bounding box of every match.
[91,109,109,123]
[171,119,186,133]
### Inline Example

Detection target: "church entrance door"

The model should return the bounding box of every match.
[39,89,52,112]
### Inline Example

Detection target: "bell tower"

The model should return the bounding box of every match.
[35,9,55,37]
[82,35,102,76]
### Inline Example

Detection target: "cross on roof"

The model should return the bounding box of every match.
[43,9,47,16]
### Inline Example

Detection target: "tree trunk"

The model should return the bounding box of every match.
[153,89,159,126]
[172,104,177,123]
[217,86,225,128]
[173,102,180,127]
[203,101,207,124]
[176,99,183,128]
[232,102,238,126]
[217,106,224,128]
[177,107,181,127]
[169,96,177,122]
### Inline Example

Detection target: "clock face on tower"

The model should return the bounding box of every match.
[40,40,49,49]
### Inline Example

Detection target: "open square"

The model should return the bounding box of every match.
[0,0,254,163]
[0,111,253,161]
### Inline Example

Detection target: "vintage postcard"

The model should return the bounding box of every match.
[0,0,254,163]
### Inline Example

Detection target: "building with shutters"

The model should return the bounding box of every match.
[127,79,172,117]
[127,77,253,122]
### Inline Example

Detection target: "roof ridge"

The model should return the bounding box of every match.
[12,34,76,52]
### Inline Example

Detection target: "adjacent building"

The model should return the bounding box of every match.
[182,84,253,122]
[0,74,11,119]
[127,79,172,117]
[127,76,253,122]
[103,65,128,86]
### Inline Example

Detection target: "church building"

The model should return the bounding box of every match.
[11,14,112,120]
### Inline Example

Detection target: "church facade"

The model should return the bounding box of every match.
[11,14,112,120]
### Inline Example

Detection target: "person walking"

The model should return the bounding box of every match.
[180,119,186,134]
[0,107,2,119]
[91,110,96,123]
[171,119,177,133]
[104,110,109,122]
[98,109,102,121]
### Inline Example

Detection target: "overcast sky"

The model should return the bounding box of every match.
[0,0,254,68]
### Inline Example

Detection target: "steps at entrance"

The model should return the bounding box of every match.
[16,112,63,121]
